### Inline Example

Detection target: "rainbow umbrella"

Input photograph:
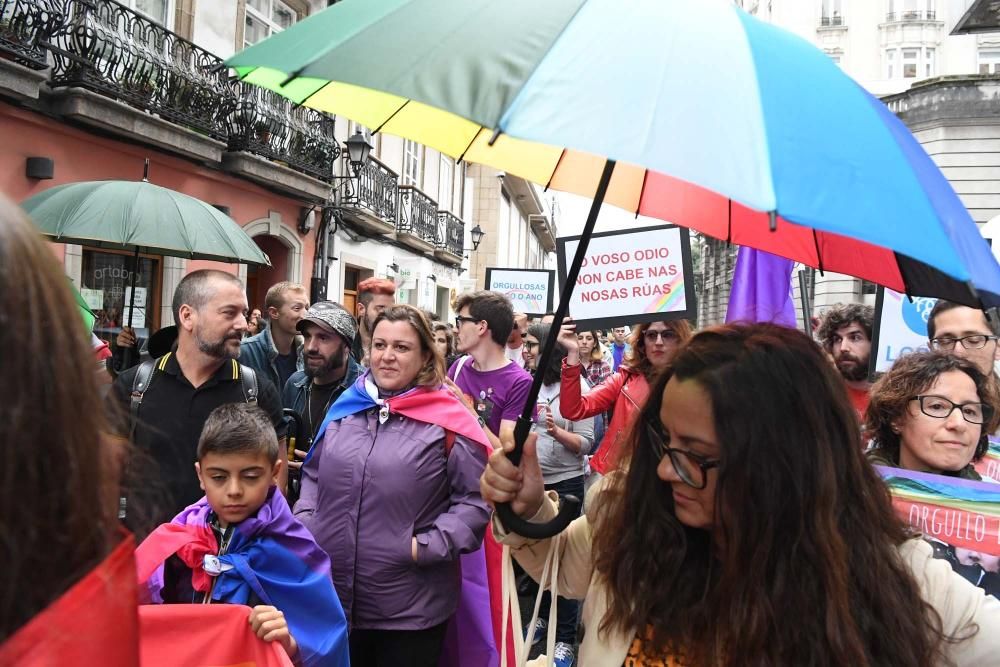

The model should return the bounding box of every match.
[227,0,1000,537]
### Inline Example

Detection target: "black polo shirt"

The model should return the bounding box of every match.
[110,353,285,525]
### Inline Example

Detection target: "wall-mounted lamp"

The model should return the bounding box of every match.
[345,129,374,175]
[470,224,486,251]
[298,205,317,234]
[387,262,400,275]
[26,157,54,180]
[428,274,437,282]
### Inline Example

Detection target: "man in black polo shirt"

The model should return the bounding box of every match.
[111,270,285,530]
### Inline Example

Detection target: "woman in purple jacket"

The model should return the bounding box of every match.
[295,305,491,667]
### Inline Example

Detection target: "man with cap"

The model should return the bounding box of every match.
[281,301,363,465]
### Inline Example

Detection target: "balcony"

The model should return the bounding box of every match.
[5,0,337,193]
[885,10,937,22]
[435,210,464,266]
[338,154,398,236]
[819,15,844,27]
[397,185,439,254]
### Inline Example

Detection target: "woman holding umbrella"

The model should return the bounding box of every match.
[482,323,1000,666]
[558,318,692,479]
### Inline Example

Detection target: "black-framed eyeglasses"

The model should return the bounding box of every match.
[645,421,720,490]
[454,315,480,328]
[929,334,999,351]
[910,395,991,425]
[523,341,540,350]
[644,329,679,343]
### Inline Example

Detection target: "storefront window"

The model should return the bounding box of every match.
[81,249,161,352]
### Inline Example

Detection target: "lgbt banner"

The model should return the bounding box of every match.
[878,465,1000,597]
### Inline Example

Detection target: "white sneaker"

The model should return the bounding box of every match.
[553,642,575,667]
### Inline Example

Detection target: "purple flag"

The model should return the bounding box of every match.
[725,246,796,327]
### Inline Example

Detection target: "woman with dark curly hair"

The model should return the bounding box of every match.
[482,323,1000,665]
[865,351,1000,480]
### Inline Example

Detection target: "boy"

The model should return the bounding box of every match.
[135,403,349,667]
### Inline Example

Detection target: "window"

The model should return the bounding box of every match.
[820,0,842,26]
[439,155,454,212]
[245,0,296,48]
[887,0,936,20]
[886,49,896,78]
[81,249,161,353]
[403,139,423,187]
[128,0,172,26]
[925,47,935,77]
[902,48,919,78]
[979,49,1000,74]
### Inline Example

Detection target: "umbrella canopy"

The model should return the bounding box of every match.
[227,0,999,305]
[22,180,270,266]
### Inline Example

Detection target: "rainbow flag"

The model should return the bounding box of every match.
[877,466,1000,557]
[135,488,349,667]
[973,436,1000,481]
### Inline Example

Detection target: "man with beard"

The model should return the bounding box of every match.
[350,278,396,366]
[282,301,361,447]
[817,303,875,419]
[110,270,285,528]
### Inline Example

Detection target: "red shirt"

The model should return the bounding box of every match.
[847,385,870,421]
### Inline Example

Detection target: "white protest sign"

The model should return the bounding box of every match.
[484,268,554,314]
[81,288,104,310]
[870,287,936,375]
[556,224,694,329]
[125,286,147,308]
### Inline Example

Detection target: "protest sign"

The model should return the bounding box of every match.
[484,267,555,315]
[975,436,1000,481]
[869,286,936,377]
[556,224,695,330]
[879,466,1000,598]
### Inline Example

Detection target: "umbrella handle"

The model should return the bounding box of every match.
[494,415,582,539]
[493,158,614,540]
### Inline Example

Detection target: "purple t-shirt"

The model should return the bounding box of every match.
[448,356,534,435]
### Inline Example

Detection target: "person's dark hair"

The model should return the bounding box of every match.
[370,304,444,386]
[926,300,992,340]
[357,277,396,306]
[527,322,567,386]
[623,320,693,381]
[197,403,279,464]
[432,321,455,357]
[817,302,874,352]
[0,196,118,641]
[866,351,999,466]
[263,281,307,312]
[592,323,950,666]
[172,269,243,323]
[453,290,515,347]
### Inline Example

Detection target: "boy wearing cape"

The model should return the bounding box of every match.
[135,403,350,667]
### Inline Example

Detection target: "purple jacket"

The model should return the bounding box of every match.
[294,408,489,630]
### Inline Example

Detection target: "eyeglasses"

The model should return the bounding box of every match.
[643,329,679,343]
[929,334,999,351]
[454,315,480,328]
[910,395,991,425]
[645,421,720,490]
[523,341,540,350]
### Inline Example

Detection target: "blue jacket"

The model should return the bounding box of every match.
[240,326,303,392]
[282,356,363,438]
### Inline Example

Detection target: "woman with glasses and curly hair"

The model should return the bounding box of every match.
[557,318,692,479]
[481,323,1000,666]
[865,351,1000,480]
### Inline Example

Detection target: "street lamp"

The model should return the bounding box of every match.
[470,224,485,251]
[344,129,373,175]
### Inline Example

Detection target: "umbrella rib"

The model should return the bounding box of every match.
[456,127,485,165]
[543,149,567,192]
[634,168,649,219]
[812,229,825,275]
[372,99,411,135]
[726,199,732,246]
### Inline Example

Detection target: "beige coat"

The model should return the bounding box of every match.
[495,492,1000,666]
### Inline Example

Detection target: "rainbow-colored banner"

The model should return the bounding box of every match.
[877,466,1000,557]
[973,436,1000,480]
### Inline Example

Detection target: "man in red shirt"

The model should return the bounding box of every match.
[817,303,875,420]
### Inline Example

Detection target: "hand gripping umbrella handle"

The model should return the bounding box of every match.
[493,159,615,539]
[494,416,582,539]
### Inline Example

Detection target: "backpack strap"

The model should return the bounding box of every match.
[130,354,168,438]
[451,355,470,383]
[236,361,259,405]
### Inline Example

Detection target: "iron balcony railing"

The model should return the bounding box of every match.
[227,84,339,182]
[819,15,844,26]
[398,185,439,245]
[47,0,235,140]
[0,0,62,69]
[885,10,937,21]
[36,0,338,181]
[437,210,464,257]
[340,154,399,223]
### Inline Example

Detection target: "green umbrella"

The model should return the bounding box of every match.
[21,161,270,333]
